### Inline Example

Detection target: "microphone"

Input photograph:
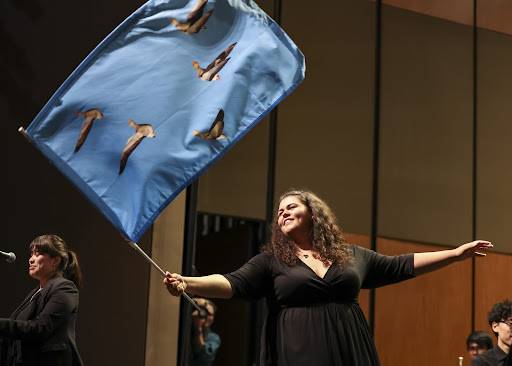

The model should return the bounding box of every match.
[0,250,16,263]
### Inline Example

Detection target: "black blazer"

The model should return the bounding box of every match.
[0,276,84,366]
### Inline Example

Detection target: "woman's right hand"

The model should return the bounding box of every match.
[164,272,187,296]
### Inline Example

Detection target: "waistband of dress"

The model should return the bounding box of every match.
[279,300,359,309]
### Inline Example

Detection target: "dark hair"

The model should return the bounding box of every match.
[487,299,512,337]
[193,298,217,313]
[466,331,493,350]
[263,189,352,267]
[30,234,83,288]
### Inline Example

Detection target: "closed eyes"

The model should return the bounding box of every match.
[278,204,297,216]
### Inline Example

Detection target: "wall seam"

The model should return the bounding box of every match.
[471,0,478,333]
[369,0,382,335]
[265,0,282,236]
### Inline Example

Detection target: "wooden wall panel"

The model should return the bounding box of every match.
[476,29,512,254]
[275,0,375,236]
[474,252,512,336]
[145,192,187,366]
[381,0,472,27]
[375,239,473,366]
[380,0,512,35]
[477,0,512,36]
[379,6,473,246]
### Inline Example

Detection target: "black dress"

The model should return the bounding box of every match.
[223,245,415,366]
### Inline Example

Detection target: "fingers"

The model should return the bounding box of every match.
[163,272,178,284]
[464,240,492,250]
[456,240,493,261]
[469,240,493,258]
[474,240,492,247]
[163,273,183,283]
[473,241,493,253]
[162,272,186,296]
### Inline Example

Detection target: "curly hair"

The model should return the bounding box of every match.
[488,299,512,336]
[263,189,352,267]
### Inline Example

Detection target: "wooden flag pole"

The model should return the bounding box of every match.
[127,241,203,313]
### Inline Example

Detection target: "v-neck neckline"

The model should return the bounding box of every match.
[297,257,333,280]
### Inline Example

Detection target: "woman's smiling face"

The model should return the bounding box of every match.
[277,195,312,238]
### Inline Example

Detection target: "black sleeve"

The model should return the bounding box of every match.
[356,246,415,289]
[223,253,273,300]
[0,280,78,341]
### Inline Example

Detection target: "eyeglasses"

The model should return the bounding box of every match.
[500,319,512,327]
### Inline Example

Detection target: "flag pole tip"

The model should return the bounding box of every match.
[18,127,30,141]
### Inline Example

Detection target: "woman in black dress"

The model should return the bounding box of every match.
[164,189,492,366]
[0,234,84,366]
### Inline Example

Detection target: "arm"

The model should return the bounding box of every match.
[164,273,232,299]
[164,253,273,300]
[0,280,78,341]
[414,240,492,276]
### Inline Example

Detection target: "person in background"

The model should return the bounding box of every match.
[473,299,512,366]
[0,234,84,366]
[467,331,494,360]
[190,298,220,366]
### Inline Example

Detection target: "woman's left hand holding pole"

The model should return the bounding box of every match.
[163,272,233,299]
[164,272,187,296]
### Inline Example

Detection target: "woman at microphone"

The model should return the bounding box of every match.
[0,234,84,366]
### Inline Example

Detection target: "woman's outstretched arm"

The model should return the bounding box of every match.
[413,240,492,276]
[164,273,233,299]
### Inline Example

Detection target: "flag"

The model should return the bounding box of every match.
[24,0,305,241]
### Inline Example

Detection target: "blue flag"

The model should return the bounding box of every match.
[24,0,305,241]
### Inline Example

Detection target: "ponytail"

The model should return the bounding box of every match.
[64,250,83,288]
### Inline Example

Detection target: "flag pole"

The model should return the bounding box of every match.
[127,241,203,313]
[18,127,29,141]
